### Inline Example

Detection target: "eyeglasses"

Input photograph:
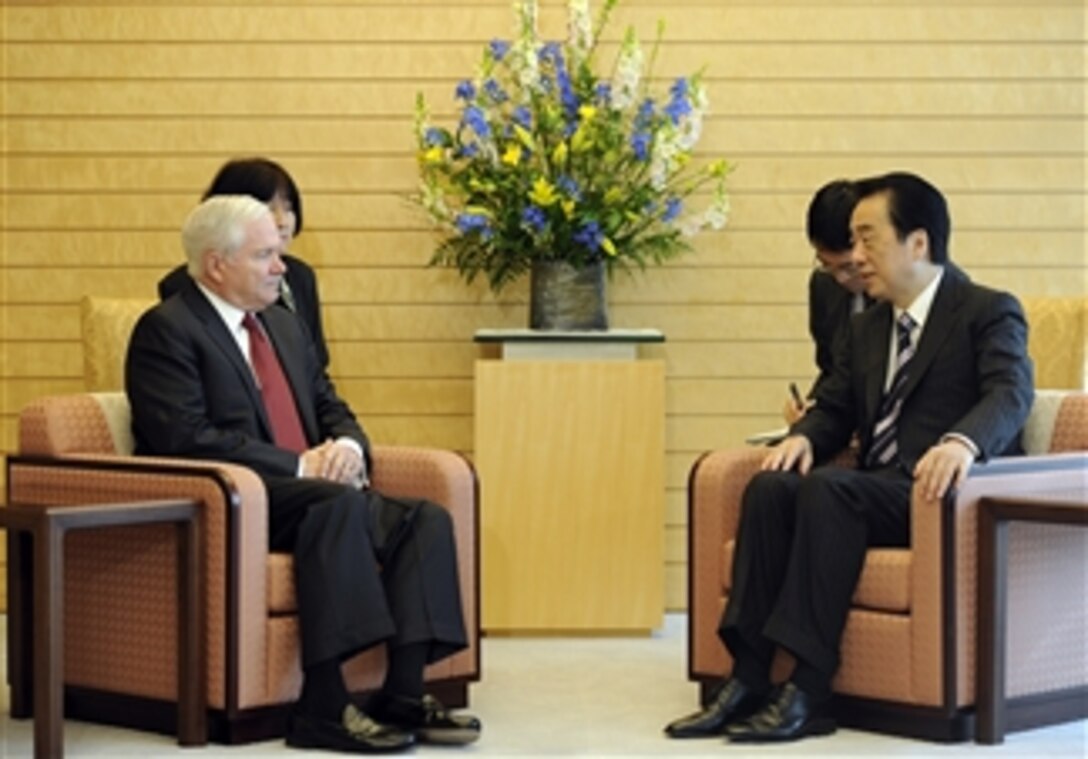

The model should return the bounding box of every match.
[812,254,858,280]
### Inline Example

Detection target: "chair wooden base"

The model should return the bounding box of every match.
[45,679,471,745]
[694,678,1087,744]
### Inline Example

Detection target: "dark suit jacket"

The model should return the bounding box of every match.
[808,270,861,399]
[158,253,329,369]
[127,279,367,480]
[794,263,1034,472]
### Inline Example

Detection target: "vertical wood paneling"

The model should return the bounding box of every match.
[1,0,1084,614]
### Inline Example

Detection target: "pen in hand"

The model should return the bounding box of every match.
[789,382,804,410]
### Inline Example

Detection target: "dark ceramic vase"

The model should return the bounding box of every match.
[528,260,608,330]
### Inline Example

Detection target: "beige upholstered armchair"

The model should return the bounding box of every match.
[4,297,480,743]
[686,391,1087,740]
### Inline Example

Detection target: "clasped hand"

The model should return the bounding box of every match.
[301,439,363,485]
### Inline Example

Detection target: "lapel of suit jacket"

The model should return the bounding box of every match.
[180,282,276,438]
[862,301,893,427]
[896,264,968,404]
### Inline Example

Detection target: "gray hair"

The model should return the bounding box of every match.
[181,195,271,277]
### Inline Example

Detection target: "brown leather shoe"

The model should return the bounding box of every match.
[287,703,415,753]
[664,678,765,738]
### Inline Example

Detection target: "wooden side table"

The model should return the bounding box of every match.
[2,499,205,758]
[976,491,1087,744]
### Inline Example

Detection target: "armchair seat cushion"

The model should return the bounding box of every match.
[722,540,911,613]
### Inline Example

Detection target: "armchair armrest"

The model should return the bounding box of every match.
[908,451,1088,708]
[6,452,269,711]
[687,447,766,677]
[369,445,479,683]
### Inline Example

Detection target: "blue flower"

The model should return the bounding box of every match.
[461,105,491,139]
[630,131,651,161]
[512,106,532,129]
[635,98,656,129]
[456,143,479,159]
[664,78,692,124]
[595,83,612,105]
[574,221,603,252]
[538,42,563,65]
[663,197,682,222]
[454,80,476,101]
[489,39,510,61]
[424,127,446,147]
[484,78,508,104]
[557,175,582,200]
[522,205,548,233]
[455,213,492,239]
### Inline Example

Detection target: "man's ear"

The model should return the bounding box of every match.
[907,228,930,262]
[202,249,225,283]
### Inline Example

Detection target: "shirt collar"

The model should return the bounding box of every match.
[896,267,944,332]
[195,281,248,332]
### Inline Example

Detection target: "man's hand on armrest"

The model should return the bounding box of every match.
[762,435,814,475]
[914,438,976,502]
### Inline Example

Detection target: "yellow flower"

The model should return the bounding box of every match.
[561,199,576,219]
[552,142,568,164]
[529,178,559,207]
[571,128,592,153]
[420,146,444,164]
[578,104,597,122]
[502,145,522,166]
[513,124,535,150]
[601,237,617,257]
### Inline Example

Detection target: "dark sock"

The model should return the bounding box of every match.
[729,645,772,695]
[381,642,429,702]
[790,661,832,703]
[298,657,350,721]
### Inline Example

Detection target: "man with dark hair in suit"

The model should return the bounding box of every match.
[784,179,868,423]
[666,172,1034,743]
[126,195,480,754]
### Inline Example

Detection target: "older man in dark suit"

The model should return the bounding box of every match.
[126,195,480,754]
[666,172,1034,743]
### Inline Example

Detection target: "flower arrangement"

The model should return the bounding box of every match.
[413,0,732,293]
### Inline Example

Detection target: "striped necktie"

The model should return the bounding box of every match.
[865,312,917,468]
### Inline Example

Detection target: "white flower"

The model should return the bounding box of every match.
[567,0,593,66]
[611,28,643,111]
[650,124,682,190]
[675,80,708,151]
[511,0,540,99]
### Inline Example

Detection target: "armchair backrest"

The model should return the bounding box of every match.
[1022,296,1088,390]
[1022,390,1088,455]
[81,295,156,392]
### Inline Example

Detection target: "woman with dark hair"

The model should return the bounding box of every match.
[158,158,330,368]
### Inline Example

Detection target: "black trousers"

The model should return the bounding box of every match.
[266,477,468,669]
[719,465,911,683]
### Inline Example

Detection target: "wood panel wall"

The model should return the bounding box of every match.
[1,0,1085,614]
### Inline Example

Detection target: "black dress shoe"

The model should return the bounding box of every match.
[371,693,482,745]
[664,678,764,738]
[726,682,836,743]
[287,704,414,753]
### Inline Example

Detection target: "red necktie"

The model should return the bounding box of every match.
[241,313,309,453]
